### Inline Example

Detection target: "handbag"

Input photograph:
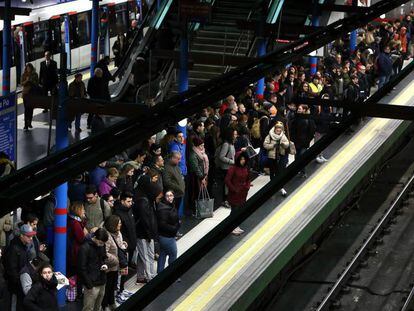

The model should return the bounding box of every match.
[112,235,128,269]
[66,276,77,302]
[284,121,297,155]
[195,184,214,219]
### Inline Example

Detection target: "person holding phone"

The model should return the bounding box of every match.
[78,228,109,311]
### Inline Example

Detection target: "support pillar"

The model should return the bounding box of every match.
[310,15,319,76]
[177,26,189,218]
[349,0,358,54]
[64,15,71,71]
[54,53,69,307]
[256,38,266,99]
[91,0,100,76]
[2,0,11,96]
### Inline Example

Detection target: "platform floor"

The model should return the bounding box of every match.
[141,70,414,310]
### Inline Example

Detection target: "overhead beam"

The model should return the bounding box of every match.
[0,7,31,19]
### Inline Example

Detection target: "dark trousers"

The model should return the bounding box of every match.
[295,148,307,174]
[214,168,227,207]
[102,271,118,307]
[23,99,33,128]
[268,154,288,180]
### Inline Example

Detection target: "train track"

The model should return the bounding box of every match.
[315,173,414,311]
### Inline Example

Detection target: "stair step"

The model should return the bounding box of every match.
[192,64,227,74]
[197,29,242,39]
[212,12,251,20]
[188,70,223,79]
[216,1,256,9]
[193,36,239,45]
[191,43,247,54]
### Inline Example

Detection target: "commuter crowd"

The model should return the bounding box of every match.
[1,10,414,311]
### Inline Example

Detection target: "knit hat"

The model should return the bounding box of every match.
[193,137,204,147]
[20,224,37,237]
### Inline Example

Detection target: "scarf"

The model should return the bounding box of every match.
[192,146,209,176]
[269,129,283,142]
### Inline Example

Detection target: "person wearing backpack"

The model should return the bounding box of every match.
[84,185,112,230]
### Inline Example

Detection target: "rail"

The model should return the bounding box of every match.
[316,160,414,310]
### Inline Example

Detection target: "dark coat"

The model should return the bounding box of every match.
[377,52,393,76]
[162,162,185,198]
[156,202,179,238]
[78,239,107,288]
[87,76,110,101]
[23,277,58,311]
[134,196,158,240]
[39,60,58,88]
[113,201,137,253]
[289,115,316,149]
[67,215,86,277]
[3,236,29,293]
[225,158,251,207]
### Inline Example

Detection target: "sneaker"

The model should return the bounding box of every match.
[280,188,287,197]
[122,290,134,297]
[232,229,242,236]
[115,294,128,304]
[223,201,232,209]
[236,227,244,234]
[320,155,329,162]
[315,156,325,164]
[23,126,29,131]
[28,124,33,128]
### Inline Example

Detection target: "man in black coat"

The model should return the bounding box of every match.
[134,178,162,283]
[87,68,110,129]
[3,224,36,311]
[78,228,109,311]
[113,192,137,261]
[39,51,58,100]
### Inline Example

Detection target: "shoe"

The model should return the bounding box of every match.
[136,278,148,284]
[23,126,29,131]
[121,290,134,297]
[280,188,287,197]
[223,201,231,209]
[116,295,128,304]
[232,229,242,236]
[235,227,244,234]
[315,156,325,164]
[28,124,33,128]
[320,155,329,162]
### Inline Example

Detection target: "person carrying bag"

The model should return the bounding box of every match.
[195,185,214,219]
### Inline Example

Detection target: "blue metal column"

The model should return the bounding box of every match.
[177,25,189,218]
[91,0,100,76]
[64,15,71,71]
[350,0,358,54]
[54,53,69,307]
[2,0,11,96]
[256,38,266,99]
[103,7,110,57]
[136,0,142,22]
[310,15,319,76]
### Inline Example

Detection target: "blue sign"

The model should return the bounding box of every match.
[0,93,17,163]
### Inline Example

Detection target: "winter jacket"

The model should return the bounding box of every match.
[85,197,111,230]
[225,162,251,207]
[289,115,316,149]
[113,201,137,253]
[89,166,107,189]
[116,176,134,194]
[134,197,158,240]
[105,233,120,272]
[215,142,235,170]
[99,177,116,196]
[377,52,393,76]
[87,75,110,101]
[67,215,86,276]
[163,162,185,198]
[156,202,179,238]
[0,213,13,247]
[263,129,290,159]
[168,140,187,176]
[3,236,29,293]
[188,151,207,179]
[78,239,107,289]
[20,263,38,295]
[23,277,58,311]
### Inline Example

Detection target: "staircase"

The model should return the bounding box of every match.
[167,0,259,97]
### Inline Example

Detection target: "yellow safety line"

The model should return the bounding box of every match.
[174,80,414,311]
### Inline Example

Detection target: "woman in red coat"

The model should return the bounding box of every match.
[225,152,252,235]
[67,202,88,277]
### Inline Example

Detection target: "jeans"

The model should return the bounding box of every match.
[157,236,177,273]
[136,239,156,280]
[378,75,390,89]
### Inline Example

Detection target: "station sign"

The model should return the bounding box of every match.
[0,93,17,163]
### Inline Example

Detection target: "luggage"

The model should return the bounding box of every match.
[195,185,214,219]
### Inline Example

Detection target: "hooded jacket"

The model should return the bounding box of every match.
[77,238,107,289]
[225,152,252,207]
[156,201,179,238]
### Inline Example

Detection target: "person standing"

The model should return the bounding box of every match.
[21,63,39,131]
[156,190,180,273]
[377,45,393,89]
[78,228,109,311]
[225,152,251,235]
[23,264,58,311]
[163,152,185,210]
[68,73,87,132]
[188,138,209,213]
[134,179,162,283]
[112,34,127,68]
[39,51,58,113]
[87,68,110,129]
[3,224,37,311]
[112,192,136,265]
[84,185,111,230]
